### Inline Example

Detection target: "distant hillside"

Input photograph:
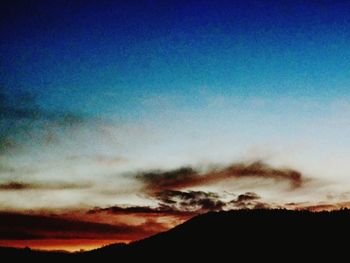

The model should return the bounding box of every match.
[3,209,350,260]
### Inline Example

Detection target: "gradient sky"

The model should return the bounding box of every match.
[2,0,350,251]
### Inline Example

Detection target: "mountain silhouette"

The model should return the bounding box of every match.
[2,209,349,260]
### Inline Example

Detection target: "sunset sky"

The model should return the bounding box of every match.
[2,0,350,251]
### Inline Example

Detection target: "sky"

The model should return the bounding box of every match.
[2,0,350,251]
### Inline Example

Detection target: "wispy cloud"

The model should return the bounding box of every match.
[295,202,350,212]
[87,204,195,220]
[136,161,305,193]
[0,88,85,154]
[0,181,92,191]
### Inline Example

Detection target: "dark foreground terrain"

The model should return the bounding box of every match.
[2,209,350,260]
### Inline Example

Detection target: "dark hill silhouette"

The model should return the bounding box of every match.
[2,209,350,260]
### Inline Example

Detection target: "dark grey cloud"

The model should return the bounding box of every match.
[229,192,271,209]
[236,192,260,202]
[0,181,92,191]
[231,192,259,207]
[136,161,305,193]
[136,167,197,192]
[87,204,195,221]
[156,190,226,212]
[88,205,179,215]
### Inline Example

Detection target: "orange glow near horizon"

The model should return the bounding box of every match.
[0,239,131,252]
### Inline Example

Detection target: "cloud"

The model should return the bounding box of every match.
[296,202,350,212]
[136,167,197,192]
[0,181,92,191]
[0,89,83,124]
[87,190,227,221]
[89,190,265,220]
[236,192,260,202]
[136,161,305,193]
[0,212,164,241]
[88,204,187,215]
[0,88,84,154]
[156,190,226,212]
[229,192,270,209]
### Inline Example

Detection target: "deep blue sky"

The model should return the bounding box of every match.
[2,0,350,118]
